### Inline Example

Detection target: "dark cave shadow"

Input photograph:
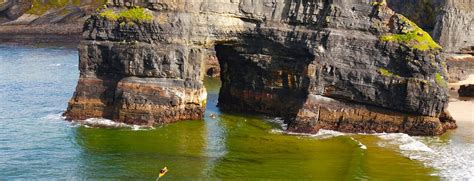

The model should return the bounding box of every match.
[212,36,315,122]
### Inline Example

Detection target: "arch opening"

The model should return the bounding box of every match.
[212,37,315,120]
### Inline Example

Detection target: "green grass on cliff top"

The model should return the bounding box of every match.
[100,7,153,22]
[380,16,441,51]
[27,0,106,15]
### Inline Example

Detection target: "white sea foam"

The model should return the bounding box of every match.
[266,117,287,130]
[79,118,129,128]
[350,137,367,150]
[378,133,434,152]
[270,125,472,179]
[266,117,347,139]
[277,129,347,140]
[409,137,474,180]
[377,133,474,179]
[48,63,61,67]
[69,117,153,130]
[41,113,65,121]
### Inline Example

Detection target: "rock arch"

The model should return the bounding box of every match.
[64,0,456,135]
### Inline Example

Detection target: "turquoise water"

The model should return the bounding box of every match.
[0,45,473,180]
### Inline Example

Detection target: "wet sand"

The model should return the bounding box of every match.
[448,101,474,123]
[448,74,474,130]
[450,74,474,87]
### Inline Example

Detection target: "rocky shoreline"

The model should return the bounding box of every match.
[0,24,82,47]
[1,0,472,136]
[60,0,460,136]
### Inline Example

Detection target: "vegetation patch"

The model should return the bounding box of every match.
[119,21,136,28]
[100,9,119,21]
[27,0,106,15]
[99,7,153,22]
[435,73,447,87]
[118,7,153,22]
[379,68,400,78]
[370,0,387,6]
[380,15,441,51]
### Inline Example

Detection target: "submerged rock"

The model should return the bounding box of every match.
[65,0,456,135]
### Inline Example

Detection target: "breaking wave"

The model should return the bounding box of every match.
[41,113,65,121]
[378,133,434,152]
[48,63,62,67]
[350,137,367,150]
[377,133,473,179]
[265,117,287,130]
[41,114,152,131]
[74,118,153,131]
[267,117,347,139]
[269,119,473,179]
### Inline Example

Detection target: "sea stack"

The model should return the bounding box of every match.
[64,0,456,135]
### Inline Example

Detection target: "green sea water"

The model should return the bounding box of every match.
[72,78,438,180]
[1,45,472,180]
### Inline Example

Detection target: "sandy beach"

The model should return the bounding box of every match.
[448,74,474,127]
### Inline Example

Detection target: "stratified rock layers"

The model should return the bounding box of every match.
[433,0,474,53]
[65,40,207,125]
[65,0,456,135]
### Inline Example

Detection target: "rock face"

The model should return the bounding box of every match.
[459,84,474,97]
[447,55,474,82]
[388,0,474,82]
[388,0,473,53]
[0,1,108,46]
[0,0,32,23]
[387,0,444,34]
[65,0,456,135]
[433,0,474,53]
[436,0,474,81]
[0,0,104,25]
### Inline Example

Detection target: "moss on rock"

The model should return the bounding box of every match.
[27,0,106,16]
[100,9,119,21]
[371,0,387,7]
[118,7,153,22]
[99,7,153,22]
[435,73,447,88]
[379,68,400,78]
[380,15,441,51]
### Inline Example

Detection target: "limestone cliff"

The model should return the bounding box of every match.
[0,0,108,45]
[388,0,473,53]
[388,0,474,82]
[434,0,474,82]
[64,0,456,135]
[433,0,473,53]
[0,0,105,25]
[387,0,444,35]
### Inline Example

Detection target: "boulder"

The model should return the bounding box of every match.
[459,84,474,97]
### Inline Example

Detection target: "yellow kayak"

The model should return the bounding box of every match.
[159,167,168,178]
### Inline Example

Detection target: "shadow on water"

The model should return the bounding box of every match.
[73,77,438,180]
